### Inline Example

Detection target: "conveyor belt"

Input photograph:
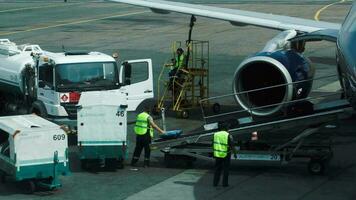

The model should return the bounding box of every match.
[151,99,352,150]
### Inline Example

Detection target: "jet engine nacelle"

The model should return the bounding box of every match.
[233,50,315,116]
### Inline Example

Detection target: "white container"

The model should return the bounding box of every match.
[77,90,128,167]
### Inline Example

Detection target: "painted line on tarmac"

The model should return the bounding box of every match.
[126,169,208,200]
[0,10,149,36]
[0,3,82,13]
[38,5,133,24]
[314,0,348,21]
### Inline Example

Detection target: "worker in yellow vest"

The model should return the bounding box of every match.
[169,47,186,77]
[213,123,237,187]
[131,107,165,167]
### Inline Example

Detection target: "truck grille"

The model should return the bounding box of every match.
[61,103,78,119]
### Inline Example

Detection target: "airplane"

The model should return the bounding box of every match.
[110,0,355,117]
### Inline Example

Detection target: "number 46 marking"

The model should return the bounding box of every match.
[117,111,125,117]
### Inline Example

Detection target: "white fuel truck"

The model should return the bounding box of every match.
[0,39,154,129]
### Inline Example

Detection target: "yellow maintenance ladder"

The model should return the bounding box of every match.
[156,40,210,118]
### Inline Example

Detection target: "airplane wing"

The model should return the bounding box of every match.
[109,0,341,33]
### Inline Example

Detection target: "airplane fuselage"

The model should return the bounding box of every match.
[336,2,356,108]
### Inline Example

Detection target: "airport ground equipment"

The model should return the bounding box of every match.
[0,114,69,194]
[156,40,217,118]
[151,76,352,174]
[159,107,183,139]
[0,39,154,130]
[77,91,127,170]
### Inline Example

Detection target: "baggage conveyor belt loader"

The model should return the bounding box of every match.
[151,99,352,175]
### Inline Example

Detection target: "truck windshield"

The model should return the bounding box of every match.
[56,62,119,91]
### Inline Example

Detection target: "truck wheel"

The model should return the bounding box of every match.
[105,158,118,171]
[117,158,124,169]
[152,104,160,116]
[1,174,6,184]
[308,160,325,175]
[212,103,221,114]
[31,102,48,118]
[164,153,173,168]
[20,180,36,194]
[81,159,88,170]
[181,110,189,119]
[185,160,194,168]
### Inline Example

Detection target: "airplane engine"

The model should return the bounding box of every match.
[233,50,315,116]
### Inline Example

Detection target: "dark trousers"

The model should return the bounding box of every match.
[168,68,183,94]
[213,155,231,186]
[169,68,183,81]
[169,68,178,77]
[132,133,151,163]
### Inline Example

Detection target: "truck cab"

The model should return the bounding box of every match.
[33,51,153,128]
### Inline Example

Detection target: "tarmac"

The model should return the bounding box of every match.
[0,0,355,199]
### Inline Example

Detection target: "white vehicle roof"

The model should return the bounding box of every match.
[0,39,14,46]
[0,114,68,167]
[0,39,42,56]
[44,51,115,65]
[79,90,127,107]
[0,115,59,135]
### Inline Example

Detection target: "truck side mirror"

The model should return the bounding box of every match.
[38,81,45,88]
[123,62,132,85]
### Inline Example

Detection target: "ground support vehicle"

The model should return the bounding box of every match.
[0,39,154,131]
[154,15,220,118]
[0,115,69,193]
[151,76,353,174]
[77,91,127,170]
[155,40,218,118]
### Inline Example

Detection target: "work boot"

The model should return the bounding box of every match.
[144,159,150,168]
[131,158,138,167]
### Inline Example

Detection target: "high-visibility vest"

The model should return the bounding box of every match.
[175,54,185,69]
[213,131,229,158]
[134,112,153,137]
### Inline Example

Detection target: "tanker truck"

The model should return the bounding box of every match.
[0,39,154,129]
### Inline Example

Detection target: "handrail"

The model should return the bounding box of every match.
[204,91,343,120]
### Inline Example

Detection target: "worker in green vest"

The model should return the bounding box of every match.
[169,47,186,77]
[213,123,237,187]
[131,107,165,167]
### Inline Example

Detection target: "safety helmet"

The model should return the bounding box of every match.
[177,47,184,53]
